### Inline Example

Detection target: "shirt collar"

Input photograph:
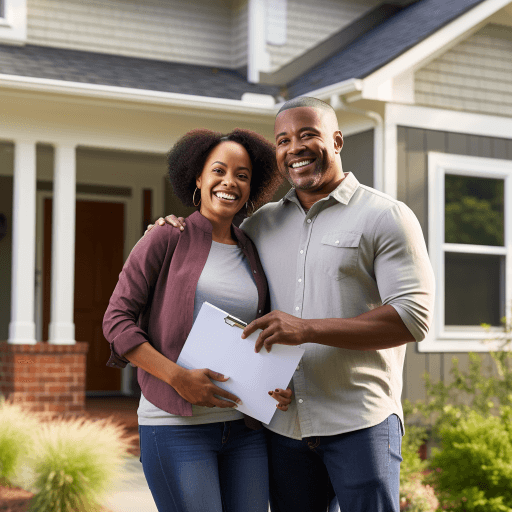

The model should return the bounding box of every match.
[282,172,360,207]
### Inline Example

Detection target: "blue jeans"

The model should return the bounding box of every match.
[266,414,403,512]
[138,419,269,512]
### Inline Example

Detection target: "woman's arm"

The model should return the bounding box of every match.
[124,342,241,408]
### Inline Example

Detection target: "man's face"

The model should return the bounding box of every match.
[274,107,343,194]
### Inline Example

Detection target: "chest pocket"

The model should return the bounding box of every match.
[319,231,361,281]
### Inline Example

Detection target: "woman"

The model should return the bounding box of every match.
[103,128,290,512]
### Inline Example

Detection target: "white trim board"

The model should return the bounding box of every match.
[386,103,512,140]
[420,152,512,353]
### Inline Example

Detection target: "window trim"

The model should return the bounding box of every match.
[419,152,512,353]
[0,0,27,43]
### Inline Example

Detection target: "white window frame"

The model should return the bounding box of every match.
[420,152,512,353]
[0,0,27,44]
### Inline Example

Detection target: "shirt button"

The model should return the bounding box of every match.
[298,399,304,404]
[295,306,299,311]
[258,309,261,313]
[299,250,304,254]
[298,278,302,283]
[253,270,257,273]
[335,240,340,244]
[306,219,312,224]
[296,365,300,371]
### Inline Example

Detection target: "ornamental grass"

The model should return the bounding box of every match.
[26,415,132,512]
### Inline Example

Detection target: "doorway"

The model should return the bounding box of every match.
[43,199,125,392]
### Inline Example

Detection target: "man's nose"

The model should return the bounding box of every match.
[288,138,305,154]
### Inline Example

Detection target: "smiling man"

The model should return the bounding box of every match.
[152,97,435,512]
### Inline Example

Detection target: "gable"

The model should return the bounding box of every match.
[415,24,512,117]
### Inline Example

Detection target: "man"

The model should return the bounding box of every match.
[150,97,435,512]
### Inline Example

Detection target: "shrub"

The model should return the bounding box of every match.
[0,397,39,486]
[427,407,512,511]
[400,475,439,512]
[27,415,132,512]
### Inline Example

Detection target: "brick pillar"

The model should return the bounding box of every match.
[0,342,88,417]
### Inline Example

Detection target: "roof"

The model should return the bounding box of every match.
[0,44,279,101]
[287,0,486,99]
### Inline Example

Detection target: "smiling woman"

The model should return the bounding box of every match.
[102,128,287,512]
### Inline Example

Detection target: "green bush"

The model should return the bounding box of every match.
[427,407,512,511]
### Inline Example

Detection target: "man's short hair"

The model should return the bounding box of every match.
[277,97,336,117]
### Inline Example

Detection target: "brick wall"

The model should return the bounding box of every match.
[0,342,88,417]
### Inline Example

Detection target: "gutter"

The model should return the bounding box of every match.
[330,94,384,193]
[0,74,279,116]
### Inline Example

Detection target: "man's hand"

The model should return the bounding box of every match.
[172,367,241,408]
[145,215,186,235]
[242,311,308,353]
[270,387,293,411]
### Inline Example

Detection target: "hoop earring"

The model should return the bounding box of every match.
[193,187,201,207]
[245,199,255,216]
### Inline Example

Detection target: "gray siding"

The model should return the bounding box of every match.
[342,129,374,188]
[397,126,512,403]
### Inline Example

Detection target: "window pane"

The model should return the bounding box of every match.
[445,175,504,246]
[445,252,504,326]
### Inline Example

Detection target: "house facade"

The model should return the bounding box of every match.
[1,0,511,413]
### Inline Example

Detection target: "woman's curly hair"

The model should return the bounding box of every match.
[167,128,281,214]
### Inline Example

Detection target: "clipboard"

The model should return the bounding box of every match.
[176,302,305,424]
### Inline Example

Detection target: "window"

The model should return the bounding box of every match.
[0,0,27,43]
[421,152,512,352]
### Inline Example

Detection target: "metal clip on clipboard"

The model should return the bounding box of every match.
[224,315,247,329]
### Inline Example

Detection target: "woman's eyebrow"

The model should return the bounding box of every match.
[212,161,250,172]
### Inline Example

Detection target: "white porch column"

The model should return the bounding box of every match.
[8,140,37,344]
[48,144,76,345]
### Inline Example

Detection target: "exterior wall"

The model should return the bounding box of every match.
[341,129,374,188]
[265,0,379,72]
[397,126,512,404]
[415,24,512,118]
[26,0,243,68]
[232,0,248,69]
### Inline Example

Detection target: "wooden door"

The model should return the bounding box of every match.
[43,199,125,392]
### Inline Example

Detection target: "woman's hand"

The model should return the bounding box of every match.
[269,387,293,411]
[172,367,242,408]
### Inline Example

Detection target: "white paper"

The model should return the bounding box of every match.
[177,302,304,424]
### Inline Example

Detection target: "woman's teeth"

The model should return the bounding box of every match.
[215,192,237,200]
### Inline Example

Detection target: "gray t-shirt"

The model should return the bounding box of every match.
[138,240,259,425]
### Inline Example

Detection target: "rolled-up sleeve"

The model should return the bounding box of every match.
[103,227,171,367]
[373,202,435,341]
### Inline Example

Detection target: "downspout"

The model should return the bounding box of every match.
[330,95,384,193]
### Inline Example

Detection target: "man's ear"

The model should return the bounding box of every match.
[334,131,343,154]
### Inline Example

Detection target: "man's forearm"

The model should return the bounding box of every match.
[123,342,183,387]
[305,305,415,351]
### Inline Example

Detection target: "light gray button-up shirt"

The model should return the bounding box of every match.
[241,173,435,440]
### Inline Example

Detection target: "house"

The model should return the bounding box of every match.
[1,0,511,414]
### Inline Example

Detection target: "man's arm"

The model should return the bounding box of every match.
[243,305,414,353]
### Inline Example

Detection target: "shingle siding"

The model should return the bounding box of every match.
[415,24,512,117]
[27,0,242,69]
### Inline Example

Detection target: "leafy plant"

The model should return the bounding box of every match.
[427,408,512,511]
[27,416,132,512]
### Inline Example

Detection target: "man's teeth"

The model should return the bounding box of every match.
[215,192,237,200]
[291,160,313,168]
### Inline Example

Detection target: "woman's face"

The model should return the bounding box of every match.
[196,141,252,223]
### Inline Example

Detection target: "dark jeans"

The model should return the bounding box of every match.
[267,414,403,512]
[139,419,269,512]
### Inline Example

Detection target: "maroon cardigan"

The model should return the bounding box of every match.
[103,211,269,417]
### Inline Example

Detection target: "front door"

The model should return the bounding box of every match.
[43,199,125,392]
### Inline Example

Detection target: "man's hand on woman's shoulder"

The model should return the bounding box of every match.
[145,215,186,235]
